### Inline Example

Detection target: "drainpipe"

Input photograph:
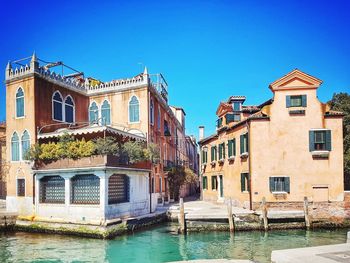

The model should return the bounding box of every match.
[149,171,152,213]
[246,120,253,210]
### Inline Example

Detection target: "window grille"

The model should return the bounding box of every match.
[108,174,130,204]
[53,91,63,121]
[129,96,140,122]
[17,178,25,196]
[101,100,111,125]
[71,174,100,204]
[40,176,65,203]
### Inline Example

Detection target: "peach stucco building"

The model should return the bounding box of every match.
[199,69,344,209]
[5,54,195,218]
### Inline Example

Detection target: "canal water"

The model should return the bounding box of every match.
[0,224,348,263]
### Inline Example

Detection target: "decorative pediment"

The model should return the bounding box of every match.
[269,69,322,92]
[216,102,232,117]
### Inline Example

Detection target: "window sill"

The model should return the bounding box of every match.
[228,156,235,162]
[128,121,141,124]
[240,152,249,158]
[242,191,249,194]
[272,191,288,194]
[311,150,329,158]
[15,116,25,120]
[289,109,305,115]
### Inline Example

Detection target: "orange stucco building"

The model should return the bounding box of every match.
[5,54,195,216]
[199,69,344,209]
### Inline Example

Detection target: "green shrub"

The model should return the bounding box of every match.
[93,137,120,155]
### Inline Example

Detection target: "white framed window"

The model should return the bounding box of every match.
[64,96,75,123]
[17,178,25,197]
[89,101,99,123]
[11,132,20,161]
[150,99,154,125]
[21,130,30,160]
[129,96,140,123]
[52,91,63,121]
[16,87,25,118]
[101,100,111,125]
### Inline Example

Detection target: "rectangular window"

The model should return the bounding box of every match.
[151,177,155,193]
[203,176,208,190]
[228,139,236,157]
[201,150,208,164]
[17,178,25,196]
[233,102,241,111]
[211,146,217,162]
[240,173,249,192]
[108,174,130,204]
[286,95,307,108]
[211,175,218,190]
[309,130,331,151]
[164,120,170,136]
[218,143,225,160]
[226,114,240,124]
[240,133,248,154]
[217,118,223,128]
[269,177,290,193]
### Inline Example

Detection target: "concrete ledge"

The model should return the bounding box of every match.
[271,243,350,263]
[169,260,254,263]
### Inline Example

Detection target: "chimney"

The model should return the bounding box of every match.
[199,126,205,141]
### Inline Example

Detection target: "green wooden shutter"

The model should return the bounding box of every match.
[284,177,290,193]
[247,174,250,192]
[246,134,249,153]
[309,130,315,152]
[228,140,232,157]
[286,96,291,108]
[222,143,225,158]
[325,130,332,151]
[233,139,236,156]
[240,135,244,154]
[301,95,307,107]
[211,147,214,162]
[269,177,275,192]
[241,173,245,192]
[226,114,235,124]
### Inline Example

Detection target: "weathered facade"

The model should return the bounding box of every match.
[0,122,6,199]
[5,54,196,219]
[199,69,344,210]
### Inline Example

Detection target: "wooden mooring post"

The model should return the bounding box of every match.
[304,196,311,229]
[178,198,186,234]
[227,198,234,232]
[262,197,268,231]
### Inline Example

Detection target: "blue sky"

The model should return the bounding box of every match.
[1,0,349,138]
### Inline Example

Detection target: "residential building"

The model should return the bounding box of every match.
[199,69,344,209]
[5,54,195,220]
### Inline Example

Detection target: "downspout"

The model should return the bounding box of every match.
[247,120,253,210]
[149,171,152,213]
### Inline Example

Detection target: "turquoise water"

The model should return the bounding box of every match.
[0,224,348,263]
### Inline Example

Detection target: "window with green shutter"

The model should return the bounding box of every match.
[269,177,290,193]
[286,95,307,108]
[226,113,241,124]
[240,173,249,192]
[201,150,208,164]
[218,143,225,160]
[202,176,208,190]
[309,130,331,151]
[211,176,218,190]
[240,133,248,155]
[211,146,217,161]
[228,139,236,157]
[217,118,223,128]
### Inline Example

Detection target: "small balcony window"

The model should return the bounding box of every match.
[286,95,307,108]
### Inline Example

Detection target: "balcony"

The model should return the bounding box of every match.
[33,155,151,171]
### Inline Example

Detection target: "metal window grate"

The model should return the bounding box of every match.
[17,179,25,196]
[39,176,65,204]
[108,174,129,204]
[71,174,100,204]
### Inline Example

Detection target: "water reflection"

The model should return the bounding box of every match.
[0,225,347,263]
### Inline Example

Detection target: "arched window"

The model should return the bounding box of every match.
[21,130,30,160]
[89,102,99,123]
[101,100,111,125]
[11,132,20,161]
[52,91,63,121]
[129,96,139,123]
[16,87,24,118]
[71,174,100,204]
[108,174,130,204]
[64,96,75,123]
[157,106,161,130]
[150,99,154,125]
